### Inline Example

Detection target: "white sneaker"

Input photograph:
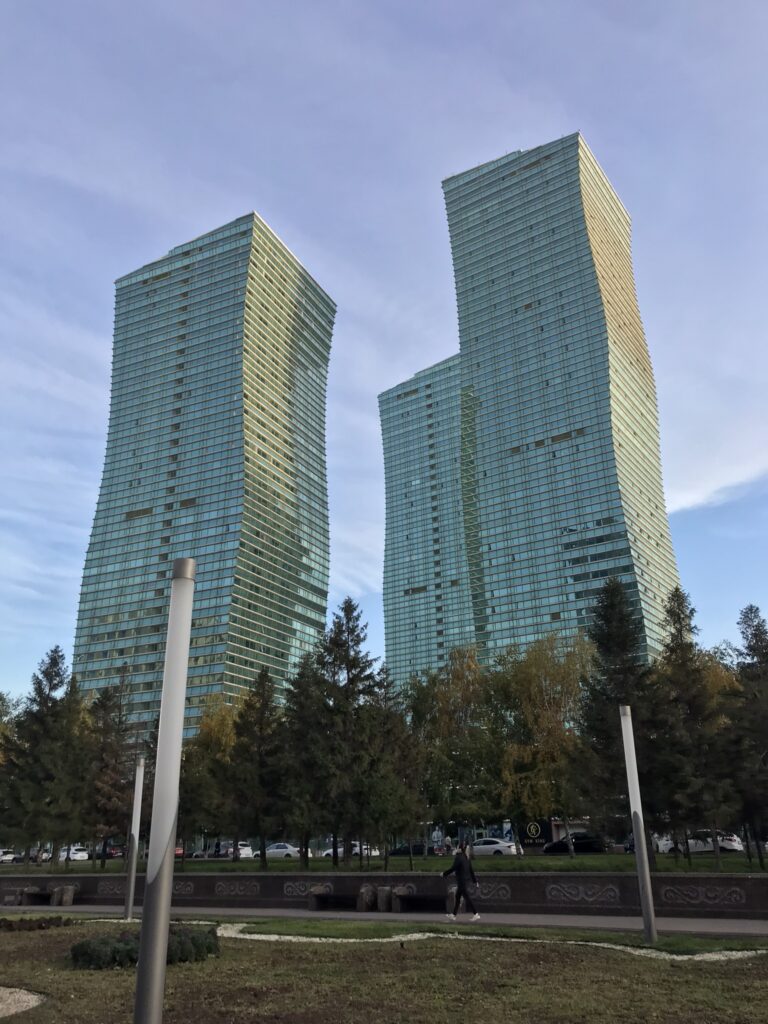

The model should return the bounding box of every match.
[471,913,481,921]
[445,913,456,921]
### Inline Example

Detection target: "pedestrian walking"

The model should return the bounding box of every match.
[442,840,480,921]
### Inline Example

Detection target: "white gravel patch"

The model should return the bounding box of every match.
[0,987,44,1018]
[217,923,768,963]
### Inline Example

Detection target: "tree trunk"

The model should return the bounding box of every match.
[332,832,339,868]
[259,835,268,871]
[562,814,575,858]
[233,833,240,862]
[342,832,354,866]
[408,838,414,872]
[751,820,765,871]
[302,830,311,870]
[358,837,363,871]
[710,822,722,872]
[383,840,389,872]
[683,829,692,868]
[644,827,657,872]
[91,835,98,871]
[743,824,753,866]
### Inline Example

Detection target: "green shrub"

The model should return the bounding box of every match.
[0,916,72,932]
[71,938,117,970]
[70,925,218,970]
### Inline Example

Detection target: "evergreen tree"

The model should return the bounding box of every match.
[230,667,284,868]
[282,654,334,866]
[84,677,133,868]
[0,648,90,861]
[651,588,739,862]
[356,672,424,866]
[731,605,768,867]
[316,598,379,863]
[576,578,649,834]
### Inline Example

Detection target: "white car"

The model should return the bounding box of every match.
[321,843,380,858]
[236,842,254,859]
[0,849,19,863]
[58,845,89,862]
[265,842,311,859]
[654,835,677,854]
[471,837,518,857]
[688,830,744,854]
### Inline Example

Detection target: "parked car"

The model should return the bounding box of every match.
[0,849,22,863]
[58,845,89,862]
[389,842,435,857]
[655,835,678,854]
[265,842,305,859]
[542,832,609,855]
[471,837,518,857]
[236,842,254,859]
[626,833,676,854]
[688,830,744,854]
[321,843,380,858]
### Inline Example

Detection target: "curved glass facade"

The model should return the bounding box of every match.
[73,214,335,735]
[381,134,679,683]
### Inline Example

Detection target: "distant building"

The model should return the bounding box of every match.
[380,134,679,683]
[73,213,335,734]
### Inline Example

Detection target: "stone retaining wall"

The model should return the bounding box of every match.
[1,872,764,918]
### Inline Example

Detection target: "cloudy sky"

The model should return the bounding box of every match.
[1,0,766,696]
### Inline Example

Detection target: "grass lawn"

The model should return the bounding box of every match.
[1,852,764,874]
[236,917,768,955]
[1,920,768,1023]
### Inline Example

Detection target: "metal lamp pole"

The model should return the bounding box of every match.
[124,755,145,921]
[134,558,196,1024]
[619,705,657,945]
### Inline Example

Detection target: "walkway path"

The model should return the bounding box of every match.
[24,903,768,938]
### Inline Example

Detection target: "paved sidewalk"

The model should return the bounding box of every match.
[15,903,768,938]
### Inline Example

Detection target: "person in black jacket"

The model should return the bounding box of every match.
[442,840,480,921]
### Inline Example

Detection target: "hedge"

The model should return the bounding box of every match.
[71,925,219,970]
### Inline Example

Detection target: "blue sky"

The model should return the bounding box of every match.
[1,1,766,695]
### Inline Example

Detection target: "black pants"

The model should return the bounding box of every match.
[453,882,477,915]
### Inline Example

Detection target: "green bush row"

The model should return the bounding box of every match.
[70,925,219,970]
[0,916,73,931]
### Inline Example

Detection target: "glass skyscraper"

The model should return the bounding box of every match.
[73,213,335,734]
[380,133,679,683]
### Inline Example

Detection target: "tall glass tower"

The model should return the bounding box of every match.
[73,213,335,734]
[380,134,679,683]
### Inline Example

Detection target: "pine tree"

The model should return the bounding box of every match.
[230,667,284,868]
[282,654,334,866]
[0,648,90,862]
[317,598,379,864]
[84,677,134,868]
[651,588,739,863]
[576,577,649,834]
[731,605,768,867]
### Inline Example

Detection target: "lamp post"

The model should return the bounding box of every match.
[133,558,196,1024]
[619,704,657,944]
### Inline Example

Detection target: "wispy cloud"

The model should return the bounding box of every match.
[0,0,765,689]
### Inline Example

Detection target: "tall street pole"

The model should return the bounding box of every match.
[619,704,658,945]
[134,558,196,1024]
[124,754,145,922]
